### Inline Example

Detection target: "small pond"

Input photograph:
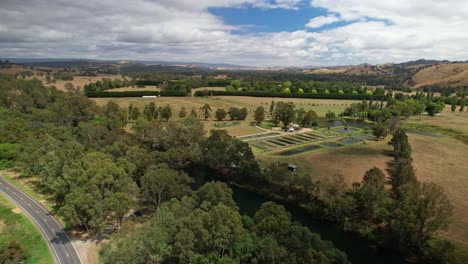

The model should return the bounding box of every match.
[340,137,362,145]
[238,132,280,140]
[327,119,371,129]
[275,144,322,156]
[353,134,375,140]
[407,129,444,138]
[322,142,342,148]
[334,127,358,133]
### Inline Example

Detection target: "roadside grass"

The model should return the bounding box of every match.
[0,195,54,264]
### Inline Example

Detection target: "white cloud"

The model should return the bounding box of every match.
[0,0,467,66]
[306,15,340,28]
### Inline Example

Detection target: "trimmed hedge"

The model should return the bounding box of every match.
[194,90,387,100]
[135,80,163,86]
[86,90,187,98]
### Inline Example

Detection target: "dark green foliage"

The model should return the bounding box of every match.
[160,105,172,121]
[372,123,389,140]
[425,101,444,116]
[0,240,27,263]
[86,90,187,97]
[215,108,227,121]
[0,143,20,169]
[228,107,248,121]
[203,130,260,178]
[194,90,387,100]
[273,101,295,127]
[83,78,133,92]
[389,128,412,160]
[254,106,265,125]
[100,184,349,264]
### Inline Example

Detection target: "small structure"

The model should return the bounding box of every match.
[288,164,298,172]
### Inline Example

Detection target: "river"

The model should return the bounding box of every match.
[191,169,404,264]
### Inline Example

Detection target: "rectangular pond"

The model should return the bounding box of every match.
[339,137,362,145]
[238,132,280,141]
[407,129,444,138]
[322,142,342,148]
[327,119,371,129]
[275,144,323,156]
[353,134,375,140]
[265,139,289,147]
[333,127,359,133]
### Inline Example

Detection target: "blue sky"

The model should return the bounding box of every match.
[210,5,325,33]
[0,0,466,66]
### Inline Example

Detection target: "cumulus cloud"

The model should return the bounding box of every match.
[306,15,340,28]
[0,0,467,66]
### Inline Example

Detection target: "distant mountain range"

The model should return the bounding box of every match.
[2,58,468,87]
[1,58,250,69]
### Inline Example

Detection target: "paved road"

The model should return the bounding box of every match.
[0,177,82,264]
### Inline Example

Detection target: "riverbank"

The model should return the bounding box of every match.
[191,168,405,264]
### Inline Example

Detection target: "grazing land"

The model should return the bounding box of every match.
[0,194,53,264]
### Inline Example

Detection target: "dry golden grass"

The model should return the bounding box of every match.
[412,63,468,88]
[409,133,468,244]
[92,96,357,121]
[408,106,468,134]
[258,139,393,184]
[50,75,126,91]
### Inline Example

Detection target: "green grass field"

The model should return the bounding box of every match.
[0,195,54,264]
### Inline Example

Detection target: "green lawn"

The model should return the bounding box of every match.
[0,195,54,264]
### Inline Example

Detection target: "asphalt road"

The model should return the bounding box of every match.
[0,176,82,264]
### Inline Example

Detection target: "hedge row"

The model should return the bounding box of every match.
[194,90,387,100]
[86,90,187,98]
[135,80,164,86]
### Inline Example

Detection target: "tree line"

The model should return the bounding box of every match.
[0,73,460,263]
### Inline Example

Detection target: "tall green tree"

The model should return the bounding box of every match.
[254,106,265,125]
[273,101,295,127]
[215,108,227,121]
[201,104,212,120]
[391,182,454,251]
[140,163,193,209]
[160,105,172,121]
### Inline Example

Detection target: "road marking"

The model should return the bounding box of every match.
[43,218,48,222]
[67,252,70,258]
[19,197,24,200]
[35,210,40,214]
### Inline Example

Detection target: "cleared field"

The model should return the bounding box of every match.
[92,96,357,119]
[408,133,468,244]
[407,106,468,135]
[258,138,392,184]
[0,195,54,264]
[50,75,127,91]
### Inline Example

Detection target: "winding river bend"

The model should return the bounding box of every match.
[191,169,404,264]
